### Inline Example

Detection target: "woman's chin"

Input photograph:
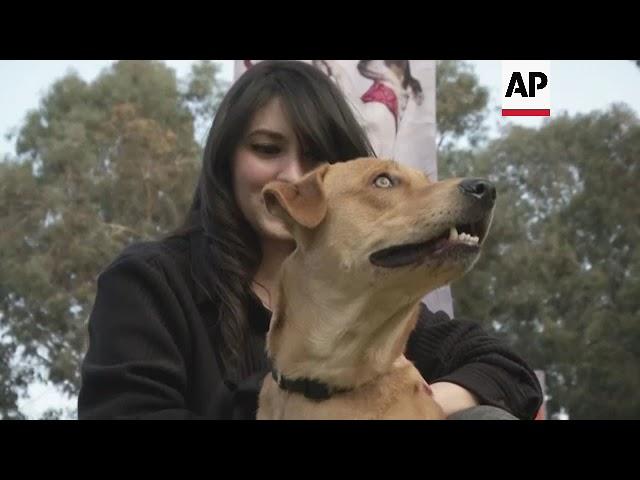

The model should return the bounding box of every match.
[261,219,295,243]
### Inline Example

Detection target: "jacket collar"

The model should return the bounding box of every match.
[188,228,216,306]
[187,227,272,390]
[188,227,271,332]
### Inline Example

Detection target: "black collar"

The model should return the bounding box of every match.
[272,369,353,401]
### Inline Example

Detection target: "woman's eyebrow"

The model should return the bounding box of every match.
[246,129,287,141]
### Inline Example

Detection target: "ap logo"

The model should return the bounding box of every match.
[502,60,551,116]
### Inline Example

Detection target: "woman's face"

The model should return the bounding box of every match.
[233,97,321,243]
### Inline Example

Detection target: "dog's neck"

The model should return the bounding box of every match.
[267,253,422,390]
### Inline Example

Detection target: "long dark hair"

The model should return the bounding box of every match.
[175,60,374,378]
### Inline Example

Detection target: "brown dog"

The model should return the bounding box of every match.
[257,158,496,419]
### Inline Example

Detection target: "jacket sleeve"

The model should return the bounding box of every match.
[78,254,207,420]
[406,304,543,419]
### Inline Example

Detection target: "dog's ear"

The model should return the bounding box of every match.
[262,163,330,230]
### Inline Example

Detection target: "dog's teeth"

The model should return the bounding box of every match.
[449,228,480,245]
[455,232,479,245]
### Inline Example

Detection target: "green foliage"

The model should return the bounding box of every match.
[0,61,226,418]
[436,60,490,151]
[442,105,640,419]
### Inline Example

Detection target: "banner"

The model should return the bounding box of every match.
[234,60,453,317]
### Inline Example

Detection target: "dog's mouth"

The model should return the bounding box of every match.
[369,219,489,269]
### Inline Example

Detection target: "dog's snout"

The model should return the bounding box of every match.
[458,178,496,206]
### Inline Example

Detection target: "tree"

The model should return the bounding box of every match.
[0,60,227,418]
[442,105,640,419]
[0,335,32,419]
[436,60,490,152]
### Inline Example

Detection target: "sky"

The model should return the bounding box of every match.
[470,60,640,135]
[2,60,639,160]
[1,59,638,419]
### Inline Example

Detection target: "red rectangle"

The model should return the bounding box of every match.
[502,109,550,116]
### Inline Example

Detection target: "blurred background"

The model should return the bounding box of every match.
[1,60,638,420]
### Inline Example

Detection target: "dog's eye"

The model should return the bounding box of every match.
[374,174,394,188]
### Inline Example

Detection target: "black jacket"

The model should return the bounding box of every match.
[78,229,543,419]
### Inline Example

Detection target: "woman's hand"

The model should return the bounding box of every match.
[430,381,479,417]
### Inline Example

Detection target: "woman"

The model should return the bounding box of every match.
[78,60,542,420]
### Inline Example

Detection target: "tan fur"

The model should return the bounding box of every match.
[258,158,495,420]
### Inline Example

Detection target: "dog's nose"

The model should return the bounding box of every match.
[458,178,496,206]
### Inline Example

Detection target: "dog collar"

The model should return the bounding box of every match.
[271,369,353,401]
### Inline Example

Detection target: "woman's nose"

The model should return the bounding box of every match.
[276,156,306,183]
